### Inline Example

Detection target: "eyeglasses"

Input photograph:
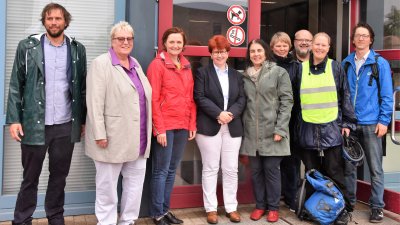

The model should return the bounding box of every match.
[295,39,312,43]
[113,37,134,43]
[211,50,228,56]
[354,34,370,39]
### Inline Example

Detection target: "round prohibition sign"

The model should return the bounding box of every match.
[227,5,246,25]
[226,26,245,46]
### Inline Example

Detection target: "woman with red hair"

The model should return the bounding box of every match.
[194,35,246,224]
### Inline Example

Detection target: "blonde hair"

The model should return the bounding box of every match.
[110,21,134,40]
[270,32,292,49]
[313,32,331,45]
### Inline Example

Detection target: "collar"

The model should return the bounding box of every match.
[355,50,370,61]
[159,51,191,69]
[44,34,66,47]
[272,53,294,64]
[213,64,228,73]
[109,47,137,69]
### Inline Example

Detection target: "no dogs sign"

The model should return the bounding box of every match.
[226,26,245,46]
[227,5,246,25]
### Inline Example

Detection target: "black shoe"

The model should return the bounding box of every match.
[153,216,171,225]
[335,210,350,225]
[12,222,32,225]
[165,211,183,224]
[370,208,384,223]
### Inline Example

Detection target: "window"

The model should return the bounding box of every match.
[360,0,400,50]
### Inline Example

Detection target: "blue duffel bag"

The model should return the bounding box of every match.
[302,169,345,225]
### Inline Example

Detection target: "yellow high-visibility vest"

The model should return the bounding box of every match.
[300,59,338,124]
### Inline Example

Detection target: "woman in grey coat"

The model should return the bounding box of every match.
[241,39,293,223]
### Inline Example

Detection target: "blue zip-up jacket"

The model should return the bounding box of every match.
[342,50,393,126]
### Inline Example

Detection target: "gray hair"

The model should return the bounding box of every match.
[110,21,134,40]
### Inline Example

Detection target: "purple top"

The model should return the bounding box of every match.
[109,48,147,155]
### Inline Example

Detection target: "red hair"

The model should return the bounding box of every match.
[208,35,231,53]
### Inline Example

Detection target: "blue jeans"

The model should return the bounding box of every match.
[344,160,358,207]
[149,129,188,218]
[345,124,385,209]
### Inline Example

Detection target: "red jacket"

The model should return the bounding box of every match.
[147,51,197,135]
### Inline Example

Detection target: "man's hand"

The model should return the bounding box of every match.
[375,123,388,138]
[10,123,23,142]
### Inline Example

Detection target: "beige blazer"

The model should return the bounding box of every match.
[85,52,152,163]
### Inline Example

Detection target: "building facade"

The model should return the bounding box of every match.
[0,0,399,220]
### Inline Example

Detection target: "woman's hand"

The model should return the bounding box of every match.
[273,134,282,142]
[218,111,233,124]
[188,130,196,140]
[96,139,108,148]
[341,128,350,137]
[157,133,167,147]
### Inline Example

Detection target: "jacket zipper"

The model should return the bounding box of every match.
[160,99,166,109]
[255,81,259,151]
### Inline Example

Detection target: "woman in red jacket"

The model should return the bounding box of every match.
[147,27,197,225]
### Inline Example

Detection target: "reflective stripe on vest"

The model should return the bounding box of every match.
[300,59,338,123]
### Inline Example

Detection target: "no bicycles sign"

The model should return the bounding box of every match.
[227,26,245,46]
[227,5,246,25]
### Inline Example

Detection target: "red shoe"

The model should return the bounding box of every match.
[250,209,265,221]
[267,210,279,222]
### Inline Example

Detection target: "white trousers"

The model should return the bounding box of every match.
[195,124,242,213]
[94,156,147,225]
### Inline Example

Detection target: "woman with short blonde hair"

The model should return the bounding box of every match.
[86,21,152,225]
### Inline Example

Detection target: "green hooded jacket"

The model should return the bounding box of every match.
[6,33,87,145]
[241,61,293,156]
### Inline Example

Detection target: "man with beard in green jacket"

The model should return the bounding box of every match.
[6,3,86,225]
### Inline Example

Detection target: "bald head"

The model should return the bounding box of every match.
[295,29,313,40]
[293,29,313,62]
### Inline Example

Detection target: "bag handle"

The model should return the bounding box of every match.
[305,169,343,199]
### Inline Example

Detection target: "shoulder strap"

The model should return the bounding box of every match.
[368,55,381,104]
[343,61,350,75]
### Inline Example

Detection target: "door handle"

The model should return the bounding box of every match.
[391,87,400,145]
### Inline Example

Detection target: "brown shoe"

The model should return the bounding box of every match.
[206,211,218,224]
[226,211,241,223]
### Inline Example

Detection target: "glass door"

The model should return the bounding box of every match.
[158,0,261,208]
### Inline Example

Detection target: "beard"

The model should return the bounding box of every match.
[296,48,310,58]
[46,26,65,38]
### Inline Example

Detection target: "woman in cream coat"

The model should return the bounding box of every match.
[85,21,152,225]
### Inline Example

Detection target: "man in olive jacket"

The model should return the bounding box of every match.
[6,3,86,225]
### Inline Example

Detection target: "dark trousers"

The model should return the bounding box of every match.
[249,154,283,211]
[299,146,353,212]
[280,154,301,209]
[13,122,74,225]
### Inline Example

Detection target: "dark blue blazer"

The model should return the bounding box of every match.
[194,63,246,137]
